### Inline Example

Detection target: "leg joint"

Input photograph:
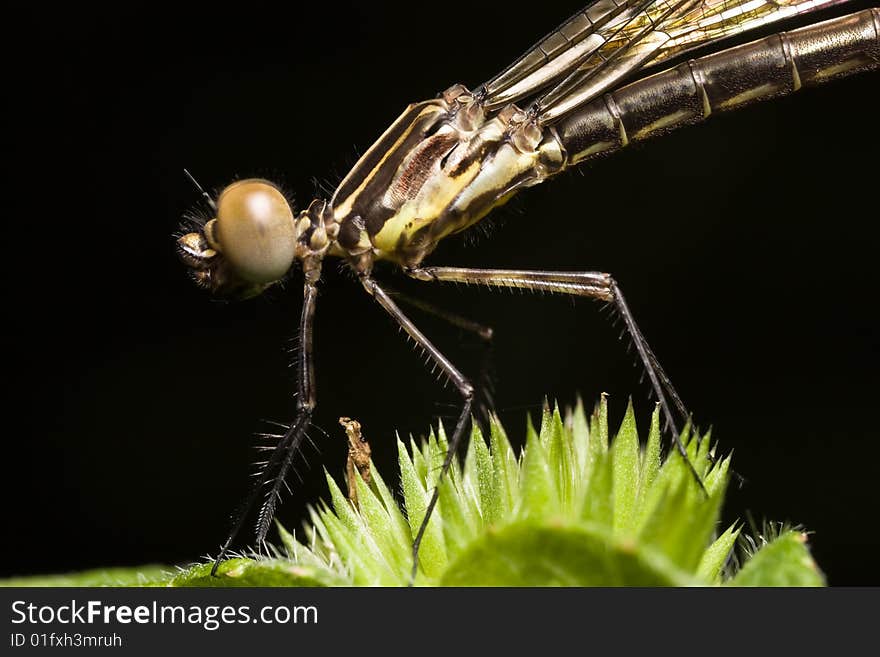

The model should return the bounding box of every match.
[405,267,435,282]
[359,274,377,296]
[604,275,619,301]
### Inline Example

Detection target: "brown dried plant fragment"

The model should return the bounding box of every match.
[340,417,372,508]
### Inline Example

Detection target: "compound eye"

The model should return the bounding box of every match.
[214,179,296,284]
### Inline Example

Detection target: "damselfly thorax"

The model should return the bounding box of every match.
[175,0,879,580]
[330,89,566,270]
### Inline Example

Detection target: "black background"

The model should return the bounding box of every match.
[5,1,878,584]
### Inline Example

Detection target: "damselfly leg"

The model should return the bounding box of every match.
[361,276,475,583]
[211,282,318,576]
[405,266,704,486]
[381,282,496,435]
[382,285,494,342]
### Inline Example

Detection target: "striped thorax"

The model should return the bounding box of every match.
[330,86,566,272]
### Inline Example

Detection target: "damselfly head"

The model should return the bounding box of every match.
[177,178,298,299]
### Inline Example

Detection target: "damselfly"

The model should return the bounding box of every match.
[176,0,879,578]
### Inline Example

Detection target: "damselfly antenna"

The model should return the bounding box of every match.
[183,168,217,212]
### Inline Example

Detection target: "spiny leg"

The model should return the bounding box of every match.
[406,266,705,487]
[381,283,494,341]
[361,276,474,583]
[380,281,496,436]
[211,282,318,576]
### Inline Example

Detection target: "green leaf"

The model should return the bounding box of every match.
[325,471,400,584]
[637,473,724,573]
[397,438,446,579]
[697,523,741,584]
[366,458,412,549]
[704,451,732,498]
[611,400,640,536]
[317,498,387,585]
[353,471,410,578]
[544,405,574,509]
[441,522,696,586]
[0,566,173,588]
[728,530,825,587]
[437,466,479,559]
[275,521,333,573]
[638,404,662,503]
[568,397,591,493]
[489,417,518,517]
[580,451,613,527]
[590,393,610,458]
[409,435,427,483]
[169,559,341,587]
[520,415,558,519]
[470,423,497,526]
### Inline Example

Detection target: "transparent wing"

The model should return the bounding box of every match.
[533,0,702,121]
[480,0,660,109]
[479,0,849,121]
[535,0,849,122]
[652,0,851,64]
